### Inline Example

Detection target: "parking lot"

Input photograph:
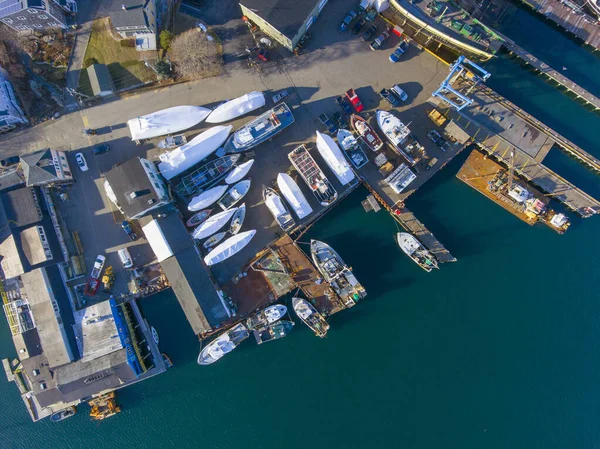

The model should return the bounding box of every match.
[0,0,451,288]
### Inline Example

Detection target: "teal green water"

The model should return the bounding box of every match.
[2,12,600,449]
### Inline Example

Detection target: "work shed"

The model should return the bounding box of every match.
[87,64,115,97]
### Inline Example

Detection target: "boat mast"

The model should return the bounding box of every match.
[507,150,515,191]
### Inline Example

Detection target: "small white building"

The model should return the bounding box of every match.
[0,68,27,134]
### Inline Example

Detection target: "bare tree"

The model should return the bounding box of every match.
[169,29,222,80]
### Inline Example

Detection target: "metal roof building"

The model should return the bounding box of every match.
[86,64,115,97]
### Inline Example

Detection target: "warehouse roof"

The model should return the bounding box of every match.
[240,0,318,39]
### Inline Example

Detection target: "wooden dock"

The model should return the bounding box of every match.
[516,0,600,50]
[273,235,345,316]
[480,85,600,172]
[457,150,545,225]
[502,40,600,111]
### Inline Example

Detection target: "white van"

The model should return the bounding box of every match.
[391,84,408,102]
[118,248,133,269]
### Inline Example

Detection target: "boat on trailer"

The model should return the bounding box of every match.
[337,128,368,169]
[222,103,295,154]
[263,185,296,232]
[197,323,250,365]
[311,239,367,307]
[217,179,251,210]
[206,91,266,123]
[350,114,383,151]
[175,154,240,196]
[396,232,439,272]
[288,145,337,206]
[186,209,213,228]
[127,105,211,142]
[292,297,329,338]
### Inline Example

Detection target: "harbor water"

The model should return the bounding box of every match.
[2,10,600,449]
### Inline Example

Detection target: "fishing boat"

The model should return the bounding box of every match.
[175,154,240,196]
[246,304,287,330]
[50,406,76,422]
[350,114,383,151]
[263,186,295,232]
[127,105,211,142]
[288,145,338,206]
[186,209,213,227]
[217,179,251,210]
[229,203,246,234]
[188,184,228,211]
[197,323,249,365]
[255,320,295,345]
[396,232,439,272]
[315,131,356,186]
[222,103,295,154]
[205,91,266,123]
[204,230,256,266]
[292,297,329,338]
[276,173,313,219]
[337,128,368,169]
[158,125,233,180]
[376,110,416,165]
[310,239,367,307]
[158,134,187,149]
[225,159,255,185]
[192,207,238,240]
[203,231,227,249]
[151,326,159,345]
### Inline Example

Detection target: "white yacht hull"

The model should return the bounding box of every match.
[128,105,210,141]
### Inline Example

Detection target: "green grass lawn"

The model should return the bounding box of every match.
[81,18,156,92]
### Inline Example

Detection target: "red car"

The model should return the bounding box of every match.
[345,89,364,112]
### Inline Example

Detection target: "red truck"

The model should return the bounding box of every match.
[345,89,364,112]
[84,255,106,296]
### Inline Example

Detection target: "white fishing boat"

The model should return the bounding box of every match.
[288,145,337,206]
[186,209,213,227]
[396,232,439,272]
[204,230,256,266]
[350,114,383,152]
[158,125,233,180]
[376,110,416,165]
[276,173,313,219]
[151,326,159,345]
[128,105,211,141]
[203,231,227,249]
[337,129,368,169]
[188,184,228,211]
[225,159,255,185]
[229,203,246,235]
[192,207,238,240]
[315,131,356,186]
[264,304,287,323]
[292,297,329,338]
[217,179,251,210]
[263,186,295,232]
[197,323,249,365]
[205,91,266,123]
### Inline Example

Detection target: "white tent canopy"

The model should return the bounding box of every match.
[142,219,173,262]
[127,105,211,141]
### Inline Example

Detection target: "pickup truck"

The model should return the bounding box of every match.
[336,96,352,115]
[339,10,357,32]
[333,111,348,129]
[345,88,364,112]
[370,29,390,51]
[84,255,106,296]
[319,113,337,133]
[379,88,401,107]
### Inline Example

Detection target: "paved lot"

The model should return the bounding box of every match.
[0,0,450,286]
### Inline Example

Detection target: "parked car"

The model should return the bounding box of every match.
[345,88,364,112]
[391,84,409,102]
[336,96,352,115]
[318,113,337,133]
[352,18,366,34]
[379,88,401,107]
[370,29,390,50]
[362,24,377,42]
[75,153,88,172]
[427,129,451,152]
[93,144,110,155]
[340,10,357,32]
[0,156,20,168]
[272,89,290,103]
[121,220,139,241]
[333,111,348,129]
[389,41,409,62]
